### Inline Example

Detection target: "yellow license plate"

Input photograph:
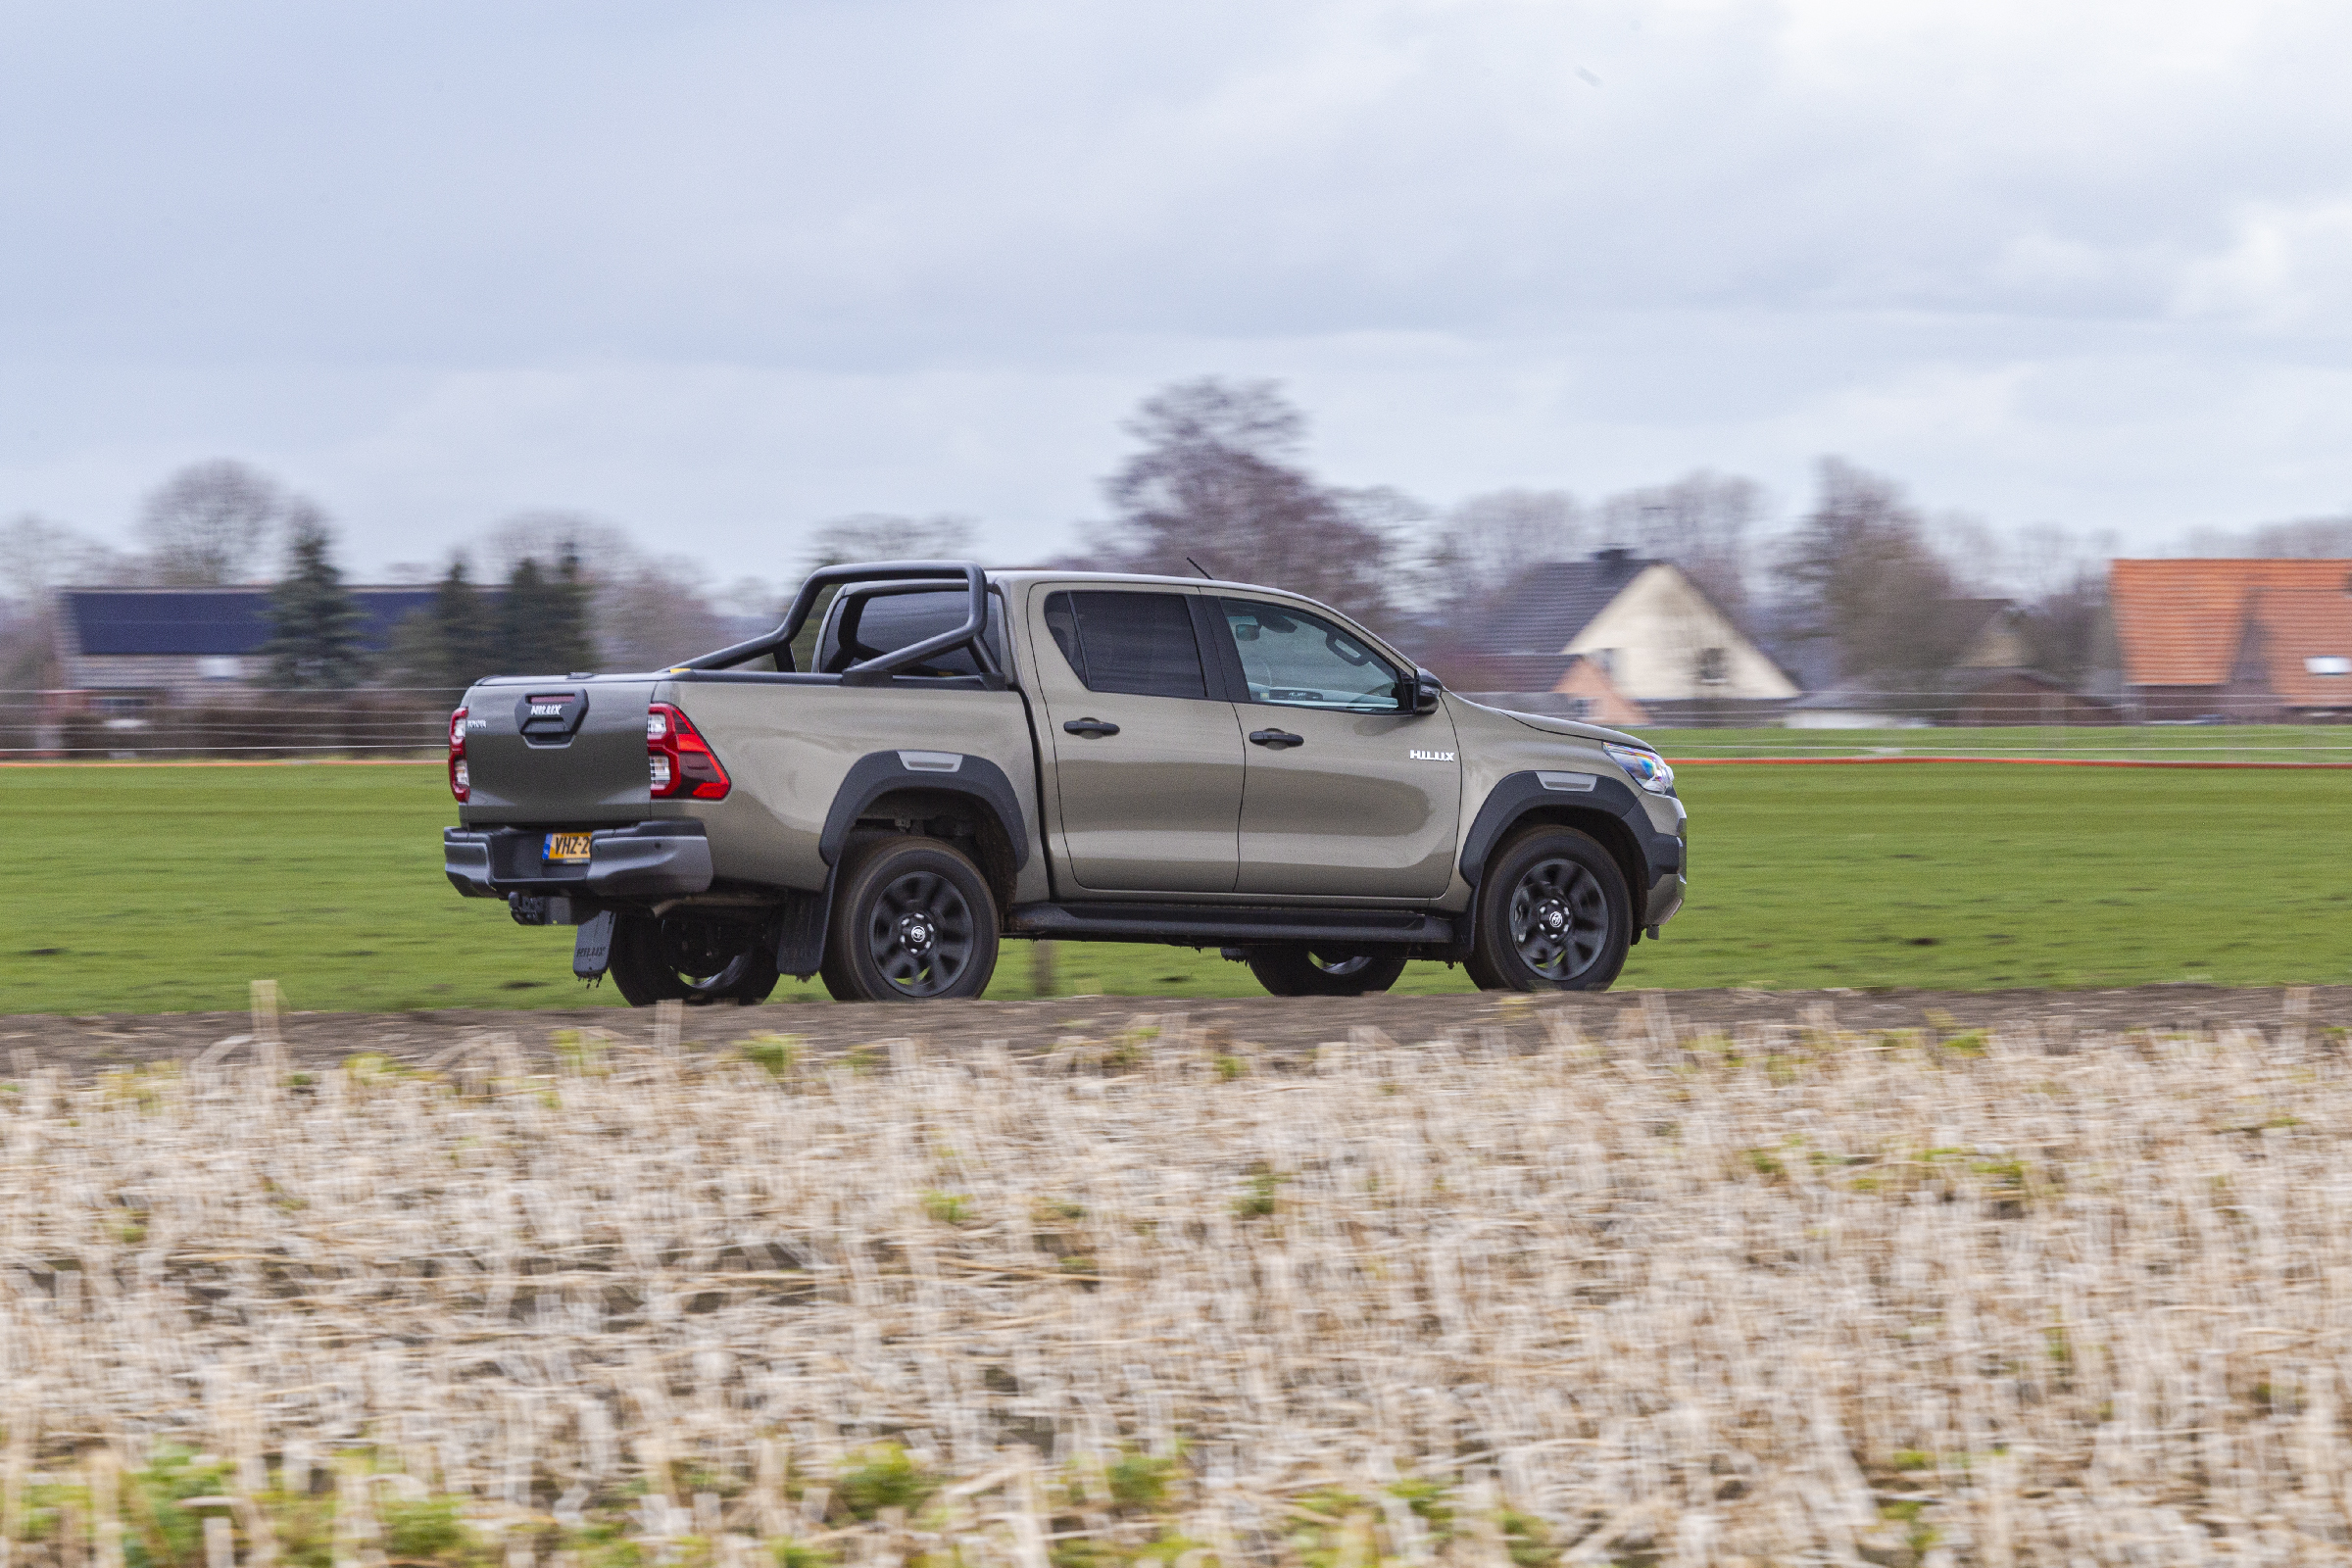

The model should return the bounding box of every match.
[543,832,594,862]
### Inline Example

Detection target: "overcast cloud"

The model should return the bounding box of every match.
[4,0,2351,574]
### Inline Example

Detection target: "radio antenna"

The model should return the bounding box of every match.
[1184,556,1215,580]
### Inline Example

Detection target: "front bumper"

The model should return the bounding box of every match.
[1644,869,1687,932]
[443,821,713,900]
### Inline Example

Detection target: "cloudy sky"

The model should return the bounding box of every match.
[4,0,2351,576]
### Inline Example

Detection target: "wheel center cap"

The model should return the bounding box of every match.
[900,915,934,952]
[1540,903,1567,933]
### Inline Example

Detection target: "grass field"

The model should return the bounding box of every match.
[3,757,2348,1013]
[1643,721,2352,762]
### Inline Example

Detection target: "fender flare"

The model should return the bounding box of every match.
[816,751,1032,870]
[784,751,1033,980]
[1457,768,1684,924]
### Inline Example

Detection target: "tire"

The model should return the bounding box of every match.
[821,836,1001,1002]
[1246,946,1407,997]
[607,911,781,1006]
[1463,826,1632,992]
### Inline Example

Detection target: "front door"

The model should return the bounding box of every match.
[1213,596,1463,898]
[1030,586,1245,894]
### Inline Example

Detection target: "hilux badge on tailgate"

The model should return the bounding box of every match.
[1408,749,1456,761]
[514,689,589,743]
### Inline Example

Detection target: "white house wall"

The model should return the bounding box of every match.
[1561,565,1798,702]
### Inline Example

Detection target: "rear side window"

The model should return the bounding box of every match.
[1043,591,1207,699]
[818,589,1004,678]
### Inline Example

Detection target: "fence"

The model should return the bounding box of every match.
[1466,686,2352,764]
[7,685,2352,764]
[0,687,465,760]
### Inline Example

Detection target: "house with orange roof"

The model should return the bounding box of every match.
[2109,560,2352,721]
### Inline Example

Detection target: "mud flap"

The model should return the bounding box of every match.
[774,886,829,979]
[572,910,617,979]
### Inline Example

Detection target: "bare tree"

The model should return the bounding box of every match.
[1775,458,1964,688]
[1598,470,1762,627]
[596,559,732,671]
[2182,514,2352,558]
[1416,489,1585,616]
[0,515,139,603]
[712,574,781,619]
[1093,378,1402,626]
[801,514,977,575]
[0,516,144,691]
[486,512,640,580]
[138,461,283,584]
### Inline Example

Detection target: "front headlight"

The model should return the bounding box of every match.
[1603,742,1676,797]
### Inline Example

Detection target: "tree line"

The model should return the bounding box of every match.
[8,381,2352,696]
[1064,378,2153,693]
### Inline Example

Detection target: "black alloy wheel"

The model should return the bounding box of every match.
[1464,825,1631,992]
[607,911,781,1006]
[821,836,1001,1002]
[1246,945,1408,997]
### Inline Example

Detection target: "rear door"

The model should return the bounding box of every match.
[1210,597,1462,898]
[1029,586,1245,894]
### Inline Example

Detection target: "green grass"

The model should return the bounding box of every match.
[1640,723,2352,763]
[3,758,2347,1013]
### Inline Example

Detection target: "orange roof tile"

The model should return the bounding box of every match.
[2243,585,2352,707]
[2110,559,2352,687]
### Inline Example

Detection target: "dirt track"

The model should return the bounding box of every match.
[4,983,2345,1077]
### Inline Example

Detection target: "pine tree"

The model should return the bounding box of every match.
[429,557,500,690]
[262,510,368,689]
[550,543,595,670]
[500,546,596,674]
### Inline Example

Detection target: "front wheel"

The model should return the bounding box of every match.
[1246,946,1407,997]
[1463,826,1631,992]
[606,912,781,1006]
[820,836,1001,1002]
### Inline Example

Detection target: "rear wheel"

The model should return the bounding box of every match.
[1464,826,1631,992]
[820,836,1001,1002]
[1246,946,1408,997]
[607,911,781,1006]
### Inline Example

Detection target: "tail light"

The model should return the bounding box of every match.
[647,702,729,800]
[448,707,469,802]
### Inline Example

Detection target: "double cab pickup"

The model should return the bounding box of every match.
[443,562,1687,1003]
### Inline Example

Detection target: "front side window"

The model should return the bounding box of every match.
[1218,599,1402,712]
[1043,590,1208,699]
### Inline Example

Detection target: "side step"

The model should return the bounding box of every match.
[1005,901,1461,951]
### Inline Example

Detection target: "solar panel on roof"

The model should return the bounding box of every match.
[62,587,455,657]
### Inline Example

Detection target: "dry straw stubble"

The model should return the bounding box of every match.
[2,1003,2349,1567]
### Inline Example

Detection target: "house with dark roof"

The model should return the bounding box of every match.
[1455,652,1650,728]
[1470,548,1798,722]
[1930,598,2033,671]
[2110,560,2352,720]
[52,585,456,699]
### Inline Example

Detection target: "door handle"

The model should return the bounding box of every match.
[1249,728,1304,749]
[1063,717,1120,738]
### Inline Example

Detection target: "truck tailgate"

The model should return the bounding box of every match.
[462,679,659,823]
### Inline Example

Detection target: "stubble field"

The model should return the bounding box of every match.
[7,999,2352,1566]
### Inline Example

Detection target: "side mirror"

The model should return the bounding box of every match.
[1410,670,1443,714]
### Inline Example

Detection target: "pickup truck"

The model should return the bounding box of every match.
[442,562,1687,1004]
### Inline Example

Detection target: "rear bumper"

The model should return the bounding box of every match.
[443,822,713,900]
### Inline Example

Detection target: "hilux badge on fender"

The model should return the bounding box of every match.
[1408,749,1456,761]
